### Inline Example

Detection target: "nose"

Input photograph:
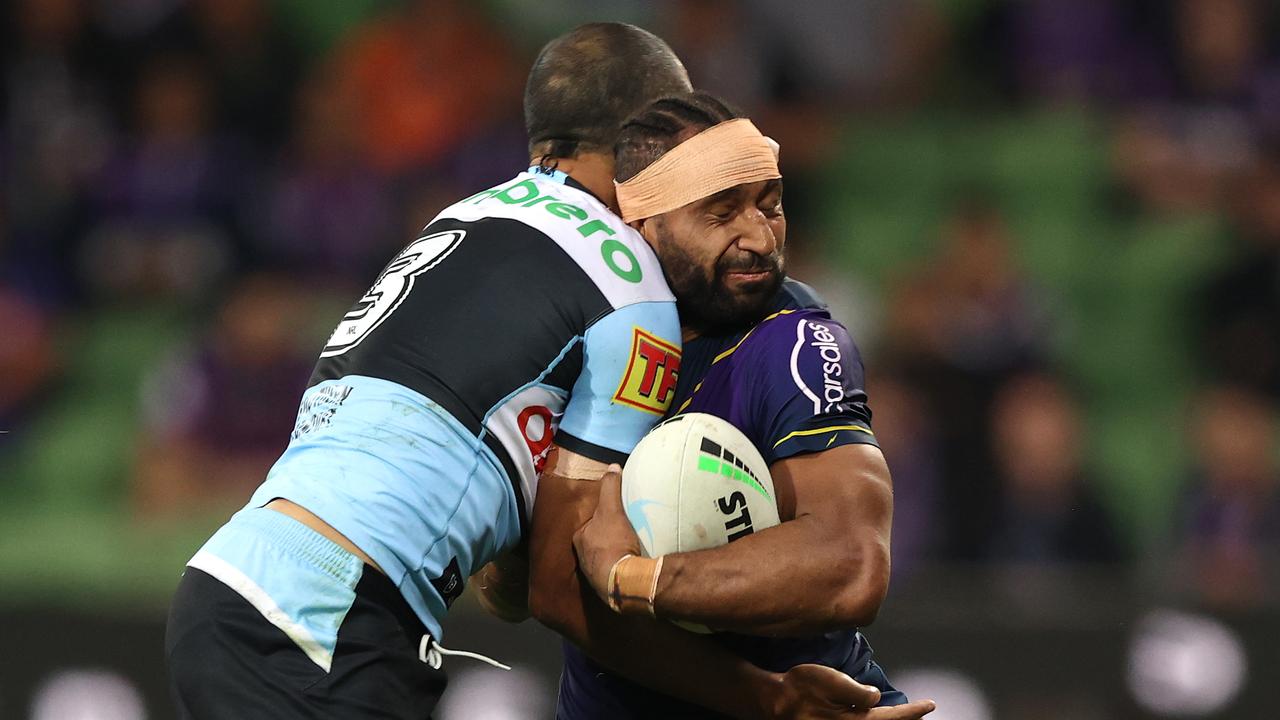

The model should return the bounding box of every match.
[734,208,777,256]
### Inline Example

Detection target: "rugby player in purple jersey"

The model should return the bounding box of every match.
[531,92,936,719]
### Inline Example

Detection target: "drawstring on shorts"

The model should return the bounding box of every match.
[418,635,511,671]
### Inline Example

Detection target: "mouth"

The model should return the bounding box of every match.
[722,268,774,284]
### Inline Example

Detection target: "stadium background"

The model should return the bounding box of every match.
[2,0,1278,717]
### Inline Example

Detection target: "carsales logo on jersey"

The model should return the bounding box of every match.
[793,320,847,414]
[613,328,681,415]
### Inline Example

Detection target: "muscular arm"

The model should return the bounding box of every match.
[577,443,894,637]
[658,443,893,635]
[528,445,879,720]
[470,549,531,623]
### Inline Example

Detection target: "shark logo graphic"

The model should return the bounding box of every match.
[625,498,667,550]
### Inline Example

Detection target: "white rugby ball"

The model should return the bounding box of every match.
[622,412,780,561]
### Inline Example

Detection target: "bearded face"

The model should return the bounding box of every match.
[653,221,784,335]
[642,178,787,335]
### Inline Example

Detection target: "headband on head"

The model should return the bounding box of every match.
[615,118,781,223]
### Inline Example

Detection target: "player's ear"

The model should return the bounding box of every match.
[629,218,652,242]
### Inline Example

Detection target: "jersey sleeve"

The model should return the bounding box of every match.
[556,300,682,464]
[747,313,877,465]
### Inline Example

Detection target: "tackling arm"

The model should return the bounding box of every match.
[470,549,531,624]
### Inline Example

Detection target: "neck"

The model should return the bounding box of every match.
[681,326,699,342]
[532,152,618,210]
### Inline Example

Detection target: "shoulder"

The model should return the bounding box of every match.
[734,308,849,360]
[720,278,833,353]
[435,172,673,310]
[735,309,865,404]
[773,278,829,313]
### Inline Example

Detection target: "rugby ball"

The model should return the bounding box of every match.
[622,412,780,565]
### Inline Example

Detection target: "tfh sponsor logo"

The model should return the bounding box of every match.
[613,328,681,415]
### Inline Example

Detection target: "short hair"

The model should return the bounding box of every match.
[614,91,743,182]
[524,23,691,158]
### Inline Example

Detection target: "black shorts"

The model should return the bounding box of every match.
[166,565,448,720]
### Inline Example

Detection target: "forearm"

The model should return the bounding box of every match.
[654,517,890,635]
[530,467,778,719]
[529,470,600,636]
[471,551,530,623]
[557,564,779,719]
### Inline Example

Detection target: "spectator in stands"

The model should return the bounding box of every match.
[1109,0,1280,215]
[169,0,304,150]
[0,283,59,451]
[328,0,520,175]
[663,0,772,113]
[80,52,248,302]
[987,372,1125,565]
[1178,385,1280,609]
[1197,149,1280,400]
[133,274,313,516]
[4,0,117,306]
[883,199,1055,560]
[866,370,942,580]
[1166,0,1272,107]
[257,70,394,281]
[983,0,1165,106]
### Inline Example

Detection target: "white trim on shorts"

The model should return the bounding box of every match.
[188,549,335,672]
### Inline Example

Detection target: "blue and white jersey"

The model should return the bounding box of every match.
[196,169,681,643]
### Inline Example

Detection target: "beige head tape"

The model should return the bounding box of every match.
[615,118,781,224]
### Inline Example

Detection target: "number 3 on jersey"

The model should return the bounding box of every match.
[321,230,466,358]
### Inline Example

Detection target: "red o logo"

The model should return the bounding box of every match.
[518,405,555,474]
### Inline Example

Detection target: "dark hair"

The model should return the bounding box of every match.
[524,23,691,159]
[614,92,743,182]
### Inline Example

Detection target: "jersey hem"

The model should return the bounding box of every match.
[555,431,629,466]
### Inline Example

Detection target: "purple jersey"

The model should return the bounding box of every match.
[673,307,876,463]
[557,280,904,719]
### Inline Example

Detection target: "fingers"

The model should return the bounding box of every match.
[571,523,588,558]
[597,463,624,512]
[857,700,936,719]
[788,664,881,709]
[825,671,882,710]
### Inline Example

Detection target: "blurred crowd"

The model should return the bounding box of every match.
[3,0,1279,613]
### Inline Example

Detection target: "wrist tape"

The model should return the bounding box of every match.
[606,554,663,617]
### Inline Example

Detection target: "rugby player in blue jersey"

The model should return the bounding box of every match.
[166,24,880,720]
[532,93,936,719]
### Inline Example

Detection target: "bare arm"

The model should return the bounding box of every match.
[576,443,894,636]
[470,550,530,624]
[529,445,884,720]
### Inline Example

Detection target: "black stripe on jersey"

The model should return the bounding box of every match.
[312,217,609,426]
[481,431,530,533]
[310,216,614,537]
[555,430,629,467]
[311,217,611,427]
